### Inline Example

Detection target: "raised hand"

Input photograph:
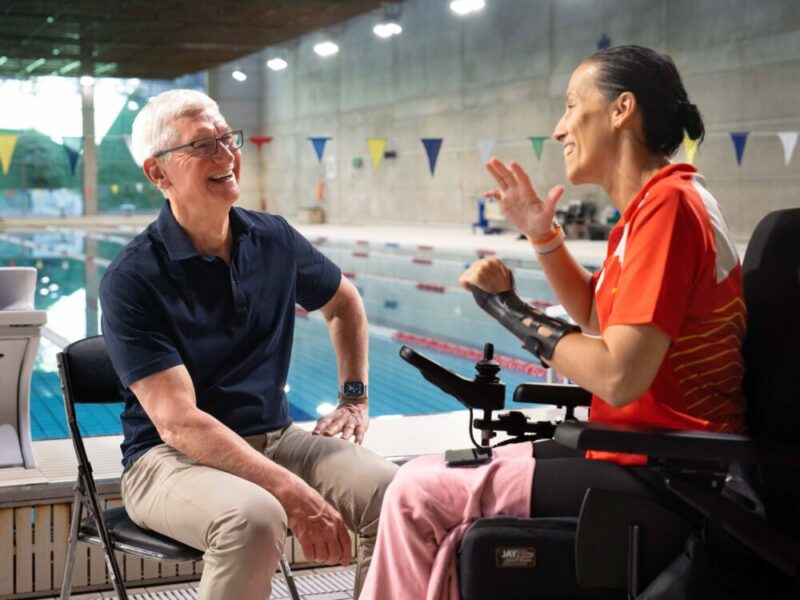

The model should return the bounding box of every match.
[484,158,565,240]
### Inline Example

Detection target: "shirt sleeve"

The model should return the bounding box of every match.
[279,218,342,311]
[99,269,184,388]
[605,188,705,340]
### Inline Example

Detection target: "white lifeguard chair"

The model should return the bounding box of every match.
[0,267,47,468]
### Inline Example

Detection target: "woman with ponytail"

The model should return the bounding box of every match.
[361,46,745,600]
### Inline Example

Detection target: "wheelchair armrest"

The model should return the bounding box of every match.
[512,383,592,407]
[553,422,800,467]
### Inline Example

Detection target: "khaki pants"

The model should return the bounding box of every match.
[121,425,398,600]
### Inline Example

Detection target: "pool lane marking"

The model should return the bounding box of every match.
[1,231,553,306]
[320,245,548,281]
[392,331,547,377]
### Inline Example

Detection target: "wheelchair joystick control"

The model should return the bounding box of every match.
[475,343,501,383]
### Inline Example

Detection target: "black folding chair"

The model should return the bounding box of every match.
[58,335,301,600]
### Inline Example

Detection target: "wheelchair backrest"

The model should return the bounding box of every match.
[740,208,800,534]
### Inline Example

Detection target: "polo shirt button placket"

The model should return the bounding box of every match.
[230,273,246,315]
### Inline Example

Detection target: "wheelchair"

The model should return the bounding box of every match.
[399,208,800,599]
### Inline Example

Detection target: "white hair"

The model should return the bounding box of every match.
[130,89,220,165]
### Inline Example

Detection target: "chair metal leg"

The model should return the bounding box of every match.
[279,554,301,600]
[63,472,129,600]
[85,495,128,600]
[60,495,83,600]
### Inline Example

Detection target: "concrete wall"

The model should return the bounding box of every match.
[211,0,800,240]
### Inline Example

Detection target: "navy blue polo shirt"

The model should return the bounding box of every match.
[99,202,341,468]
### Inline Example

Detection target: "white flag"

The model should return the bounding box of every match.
[477,139,496,165]
[777,132,798,166]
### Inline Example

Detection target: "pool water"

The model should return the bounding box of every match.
[0,228,587,440]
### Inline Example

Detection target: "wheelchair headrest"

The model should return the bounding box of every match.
[741,208,800,441]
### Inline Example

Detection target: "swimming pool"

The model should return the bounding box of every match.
[0,227,586,440]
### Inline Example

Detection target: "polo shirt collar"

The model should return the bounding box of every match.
[622,162,697,223]
[155,201,255,262]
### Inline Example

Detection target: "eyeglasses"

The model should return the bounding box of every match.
[154,130,244,159]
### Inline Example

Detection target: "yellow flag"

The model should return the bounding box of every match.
[111,184,119,194]
[0,134,20,175]
[366,138,386,173]
[682,136,698,165]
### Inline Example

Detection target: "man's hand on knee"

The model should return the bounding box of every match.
[313,398,369,444]
[284,480,352,566]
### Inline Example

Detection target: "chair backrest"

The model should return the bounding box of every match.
[59,335,124,406]
[740,208,800,534]
[58,335,124,472]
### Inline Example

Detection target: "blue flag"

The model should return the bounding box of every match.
[62,138,83,175]
[308,137,332,162]
[730,132,749,166]
[421,138,443,176]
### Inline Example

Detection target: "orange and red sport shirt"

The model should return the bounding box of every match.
[588,163,747,465]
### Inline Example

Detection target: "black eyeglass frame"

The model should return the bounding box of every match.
[153,130,244,159]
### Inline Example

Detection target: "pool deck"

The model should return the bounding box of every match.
[2,405,568,492]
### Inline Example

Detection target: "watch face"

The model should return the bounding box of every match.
[343,381,365,397]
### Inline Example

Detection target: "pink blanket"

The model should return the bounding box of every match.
[360,442,535,600]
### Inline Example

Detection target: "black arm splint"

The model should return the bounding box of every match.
[469,283,581,362]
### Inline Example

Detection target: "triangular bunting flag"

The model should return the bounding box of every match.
[62,137,83,175]
[682,135,699,165]
[249,136,273,151]
[477,139,496,165]
[528,136,546,160]
[0,133,20,175]
[777,132,798,166]
[366,138,386,173]
[730,132,749,166]
[308,137,332,163]
[421,138,443,176]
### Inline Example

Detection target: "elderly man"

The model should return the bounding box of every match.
[99,89,397,599]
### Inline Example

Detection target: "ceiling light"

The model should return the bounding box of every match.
[59,60,80,74]
[24,58,46,73]
[0,56,6,66]
[52,48,60,56]
[232,69,247,82]
[373,22,402,38]
[95,62,116,75]
[313,41,339,57]
[79,75,95,86]
[450,0,486,16]
[267,57,288,71]
[127,100,139,111]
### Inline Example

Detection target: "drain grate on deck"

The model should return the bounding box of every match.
[121,566,357,600]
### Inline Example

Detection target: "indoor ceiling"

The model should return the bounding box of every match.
[0,0,386,80]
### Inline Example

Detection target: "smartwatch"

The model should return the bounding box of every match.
[340,381,368,399]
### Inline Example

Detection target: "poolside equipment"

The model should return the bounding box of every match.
[399,208,800,599]
[0,266,46,468]
[58,335,301,600]
[471,197,505,234]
